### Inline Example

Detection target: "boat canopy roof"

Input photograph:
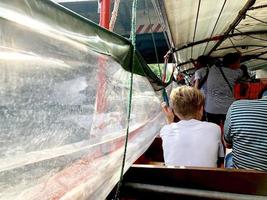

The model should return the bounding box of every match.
[160,0,267,71]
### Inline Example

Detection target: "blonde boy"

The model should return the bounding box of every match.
[160,86,224,167]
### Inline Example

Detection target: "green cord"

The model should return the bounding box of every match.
[114,0,137,199]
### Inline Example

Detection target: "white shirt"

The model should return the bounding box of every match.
[160,119,224,167]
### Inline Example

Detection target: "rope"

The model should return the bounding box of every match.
[146,0,176,86]
[113,0,137,199]
[145,0,161,78]
[145,0,172,106]
[150,0,171,49]
[149,0,177,87]
[109,0,120,31]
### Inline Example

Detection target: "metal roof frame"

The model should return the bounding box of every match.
[207,0,256,55]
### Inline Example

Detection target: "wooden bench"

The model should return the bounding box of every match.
[117,164,267,200]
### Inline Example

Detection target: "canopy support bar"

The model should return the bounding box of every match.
[191,0,202,57]
[177,49,267,67]
[173,30,267,53]
[216,45,267,51]
[207,0,256,56]
[249,4,267,10]
[203,0,227,54]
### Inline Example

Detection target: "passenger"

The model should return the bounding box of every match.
[224,89,267,171]
[160,86,224,167]
[193,55,213,121]
[193,55,212,96]
[189,56,208,87]
[205,52,243,125]
[174,72,185,86]
[240,64,250,80]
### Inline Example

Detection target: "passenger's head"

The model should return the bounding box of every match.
[223,52,241,69]
[170,86,204,120]
[195,55,210,69]
[240,64,250,78]
[175,72,185,84]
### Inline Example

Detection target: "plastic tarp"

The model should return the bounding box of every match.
[0,0,165,89]
[161,0,267,71]
[0,0,165,199]
[55,0,170,64]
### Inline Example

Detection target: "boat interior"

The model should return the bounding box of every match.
[1,0,267,199]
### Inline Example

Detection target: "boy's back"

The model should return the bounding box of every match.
[160,119,224,167]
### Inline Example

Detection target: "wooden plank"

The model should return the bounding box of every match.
[122,165,267,196]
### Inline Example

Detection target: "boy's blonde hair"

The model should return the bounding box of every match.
[170,86,204,118]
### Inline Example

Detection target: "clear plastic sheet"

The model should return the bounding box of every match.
[0,1,165,199]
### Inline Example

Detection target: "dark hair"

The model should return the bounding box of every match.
[240,64,250,78]
[197,55,210,67]
[223,52,241,67]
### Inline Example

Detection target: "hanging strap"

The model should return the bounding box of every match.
[162,50,171,83]
[161,51,173,107]
[218,65,233,94]
[162,89,169,106]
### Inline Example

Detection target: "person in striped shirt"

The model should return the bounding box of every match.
[224,89,267,171]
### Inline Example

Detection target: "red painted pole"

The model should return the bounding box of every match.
[99,0,110,29]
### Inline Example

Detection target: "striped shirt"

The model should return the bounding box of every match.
[224,98,267,171]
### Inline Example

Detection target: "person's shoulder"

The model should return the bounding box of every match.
[160,123,176,136]
[227,68,242,77]
[231,99,267,112]
[201,121,221,132]
[208,65,219,75]
[201,121,220,128]
[232,99,257,107]
[235,68,243,75]
[196,67,206,73]
[209,64,217,69]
